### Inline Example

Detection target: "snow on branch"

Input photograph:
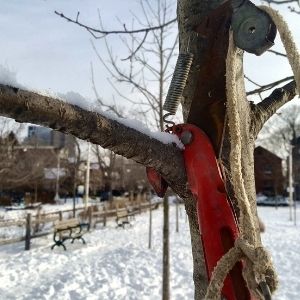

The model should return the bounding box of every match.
[0,84,187,191]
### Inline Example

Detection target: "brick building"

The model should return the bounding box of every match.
[292,137,300,199]
[254,146,284,196]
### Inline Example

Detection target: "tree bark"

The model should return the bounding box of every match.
[177,1,231,298]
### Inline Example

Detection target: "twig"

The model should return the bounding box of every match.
[267,49,287,57]
[54,10,176,39]
[244,75,262,88]
[121,31,149,61]
[261,0,299,4]
[246,76,294,95]
[288,6,300,14]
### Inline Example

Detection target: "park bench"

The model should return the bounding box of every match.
[51,218,88,251]
[92,210,107,228]
[116,209,131,228]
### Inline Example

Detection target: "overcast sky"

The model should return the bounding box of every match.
[0,0,145,101]
[0,1,299,110]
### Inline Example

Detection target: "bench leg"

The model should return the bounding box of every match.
[121,221,131,229]
[71,237,86,244]
[51,242,67,251]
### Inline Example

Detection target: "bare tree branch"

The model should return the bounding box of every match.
[251,80,297,136]
[246,76,294,95]
[54,10,176,39]
[121,31,149,61]
[261,0,299,4]
[90,63,124,118]
[288,5,300,13]
[267,49,287,57]
[244,75,263,88]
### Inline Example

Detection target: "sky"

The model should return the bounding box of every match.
[0,0,145,101]
[0,0,299,132]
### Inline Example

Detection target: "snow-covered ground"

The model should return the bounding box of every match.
[0,204,299,300]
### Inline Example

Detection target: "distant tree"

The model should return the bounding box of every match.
[257,102,300,156]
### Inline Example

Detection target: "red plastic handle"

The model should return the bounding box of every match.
[173,124,252,300]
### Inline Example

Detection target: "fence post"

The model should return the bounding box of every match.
[25,213,31,251]
[148,200,152,249]
[88,206,92,231]
[58,211,63,240]
[34,206,41,234]
[129,191,134,203]
[176,198,179,233]
[103,205,107,227]
[138,193,142,213]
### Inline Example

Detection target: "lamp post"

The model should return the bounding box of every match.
[288,143,294,221]
[84,142,91,209]
[290,135,297,226]
[277,113,296,222]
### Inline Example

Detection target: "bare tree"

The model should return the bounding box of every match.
[0,135,58,204]
[0,1,299,299]
[87,1,178,298]
[261,0,300,14]
[88,0,179,131]
[93,146,117,197]
[258,102,300,155]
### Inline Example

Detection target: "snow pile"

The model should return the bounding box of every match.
[0,205,299,299]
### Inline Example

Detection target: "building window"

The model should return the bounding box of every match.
[263,164,272,175]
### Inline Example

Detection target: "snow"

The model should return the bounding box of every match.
[0,204,299,299]
[259,206,300,300]
[106,116,184,149]
[57,93,185,149]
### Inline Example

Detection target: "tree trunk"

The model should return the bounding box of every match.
[177,1,229,298]
[177,0,258,298]
[176,0,299,298]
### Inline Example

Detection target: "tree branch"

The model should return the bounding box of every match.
[261,0,299,4]
[251,80,297,136]
[246,76,294,96]
[54,10,176,39]
[0,84,189,197]
[267,49,287,57]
